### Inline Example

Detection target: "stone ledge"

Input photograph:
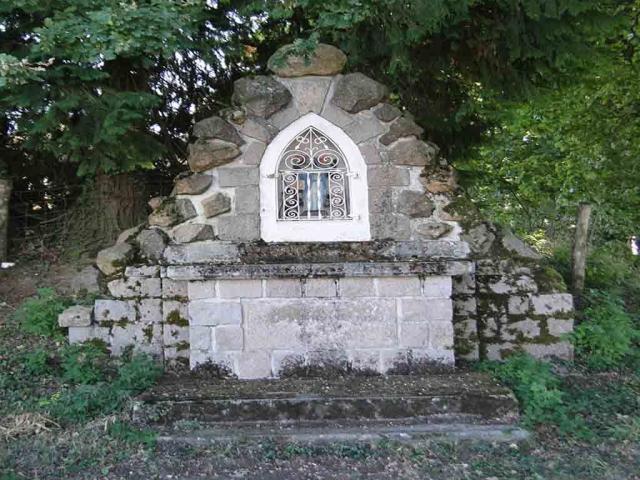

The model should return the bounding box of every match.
[166,260,472,281]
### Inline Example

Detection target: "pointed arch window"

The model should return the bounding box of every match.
[277,127,350,221]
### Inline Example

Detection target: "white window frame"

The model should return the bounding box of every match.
[260,113,371,242]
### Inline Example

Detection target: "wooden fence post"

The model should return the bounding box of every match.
[0,178,11,262]
[572,202,592,299]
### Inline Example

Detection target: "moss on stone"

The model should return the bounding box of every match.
[143,325,154,342]
[175,341,190,352]
[534,266,567,293]
[166,310,189,327]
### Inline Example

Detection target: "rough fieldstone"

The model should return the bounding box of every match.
[58,306,92,327]
[174,174,212,195]
[188,139,241,172]
[277,77,331,114]
[202,192,231,218]
[343,114,386,143]
[173,223,215,243]
[148,198,183,228]
[193,116,244,145]
[239,141,267,166]
[413,221,453,240]
[148,196,164,210]
[387,138,436,166]
[371,214,411,240]
[368,188,393,214]
[232,76,292,118]
[136,229,168,262]
[373,103,402,122]
[501,230,542,259]
[68,265,100,295]
[96,243,133,276]
[396,191,435,218]
[461,223,495,255]
[268,43,347,77]
[117,224,144,244]
[359,142,382,165]
[175,199,197,220]
[240,117,278,143]
[331,73,388,113]
[379,116,424,145]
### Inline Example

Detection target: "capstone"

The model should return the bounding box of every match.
[268,43,347,77]
[331,73,388,113]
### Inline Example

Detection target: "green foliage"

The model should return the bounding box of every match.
[13,288,69,338]
[573,291,640,370]
[60,341,110,384]
[22,348,54,376]
[46,352,162,424]
[107,420,157,448]
[479,354,572,429]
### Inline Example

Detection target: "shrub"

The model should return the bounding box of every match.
[13,288,70,338]
[60,341,111,385]
[479,354,575,430]
[573,291,640,370]
[22,349,54,376]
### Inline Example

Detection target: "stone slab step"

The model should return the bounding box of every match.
[135,372,519,426]
[156,419,530,445]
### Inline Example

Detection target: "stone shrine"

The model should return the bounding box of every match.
[59,44,574,379]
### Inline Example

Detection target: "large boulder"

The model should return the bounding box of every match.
[268,43,347,77]
[331,73,387,113]
[232,76,292,118]
[96,243,134,276]
[148,198,196,228]
[136,228,168,262]
[387,138,436,166]
[188,139,241,173]
[379,116,424,145]
[193,116,244,145]
[174,173,212,195]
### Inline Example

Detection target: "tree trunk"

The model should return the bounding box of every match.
[0,178,11,261]
[64,172,148,257]
[572,202,592,300]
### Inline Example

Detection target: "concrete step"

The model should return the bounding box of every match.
[135,372,520,427]
[156,420,530,445]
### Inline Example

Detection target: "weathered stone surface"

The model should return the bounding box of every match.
[236,351,272,379]
[359,142,382,165]
[235,186,259,214]
[400,298,453,322]
[270,102,302,130]
[413,221,453,240]
[522,342,573,360]
[214,325,244,351]
[531,294,573,315]
[174,174,212,195]
[189,299,243,326]
[277,77,332,115]
[373,103,402,122]
[371,214,411,240]
[339,277,375,297]
[217,215,260,241]
[176,199,197,220]
[379,116,424,145]
[305,278,337,297]
[501,230,542,259]
[190,326,212,352]
[162,279,188,299]
[331,73,388,113]
[461,223,495,255]
[396,190,435,218]
[367,166,410,186]
[96,243,133,276]
[239,141,267,166]
[148,196,164,210]
[547,318,574,337]
[202,192,231,218]
[108,277,162,298]
[265,279,303,298]
[68,326,110,345]
[68,266,100,295]
[218,167,259,187]
[163,241,240,264]
[188,139,241,172]
[387,138,435,166]
[268,43,347,77]
[377,277,421,297]
[173,223,215,243]
[94,299,136,324]
[136,229,168,262]
[343,114,386,144]
[423,276,453,298]
[232,76,292,118]
[368,188,392,214]
[187,280,216,300]
[508,295,531,315]
[193,116,244,145]
[218,279,263,298]
[503,319,540,340]
[240,117,278,143]
[125,265,159,278]
[58,306,92,327]
[117,224,144,244]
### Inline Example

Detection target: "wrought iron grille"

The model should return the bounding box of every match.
[278,127,351,221]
